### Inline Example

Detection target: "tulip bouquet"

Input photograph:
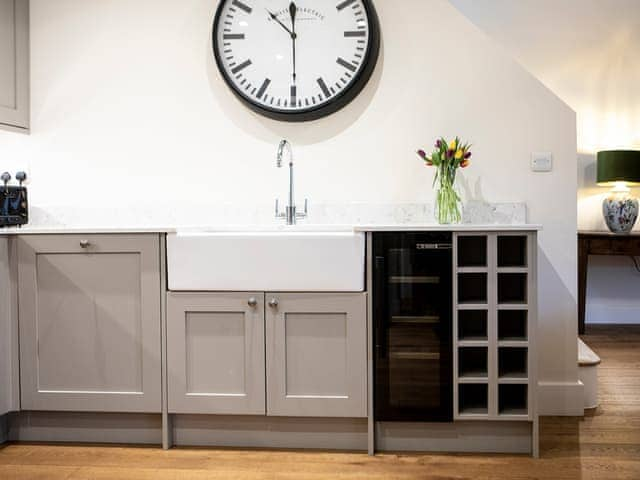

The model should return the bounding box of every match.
[417,137,472,224]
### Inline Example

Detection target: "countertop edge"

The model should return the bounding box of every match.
[353,224,542,232]
[0,224,543,235]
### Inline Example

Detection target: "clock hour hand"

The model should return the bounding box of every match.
[266,9,293,37]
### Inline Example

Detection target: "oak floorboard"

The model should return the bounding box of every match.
[0,325,639,479]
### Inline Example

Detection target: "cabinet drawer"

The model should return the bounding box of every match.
[18,234,157,254]
[17,234,162,413]
[610,238,639,255]
[588,238,612,254]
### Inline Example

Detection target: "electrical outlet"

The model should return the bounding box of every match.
[531,152,552,172]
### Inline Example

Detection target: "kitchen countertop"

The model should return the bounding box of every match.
[0,223,542,235]
[354,224,542,232]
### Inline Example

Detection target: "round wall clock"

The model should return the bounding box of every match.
[212,0,380,122]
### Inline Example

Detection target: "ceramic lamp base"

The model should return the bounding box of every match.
[602,192,638,234]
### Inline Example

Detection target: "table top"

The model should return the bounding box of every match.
[579,230,640,238]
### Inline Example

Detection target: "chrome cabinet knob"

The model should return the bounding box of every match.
[268,298,279,308]
[247,297,258,307]
[79,239,91,248]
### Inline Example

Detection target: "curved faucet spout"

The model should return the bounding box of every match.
[277,139,293,168]
[275,139,307,225]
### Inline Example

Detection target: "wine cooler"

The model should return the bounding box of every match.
[373,232,453,422]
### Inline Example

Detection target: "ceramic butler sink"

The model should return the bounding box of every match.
[167,229,365,292]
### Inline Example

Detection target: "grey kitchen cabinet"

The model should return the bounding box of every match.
[0,0,29,130]
[266,293,367,418]
[18,235,162,412]
[0,237,19,417]
[0,238,10,416]
[167,292,266,415]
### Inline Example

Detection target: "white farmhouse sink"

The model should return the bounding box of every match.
[167,229,365,292]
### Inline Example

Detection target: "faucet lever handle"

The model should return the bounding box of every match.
[275,198,285,218]
[296,198,309,219]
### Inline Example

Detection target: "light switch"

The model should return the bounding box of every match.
[531,152,553,172]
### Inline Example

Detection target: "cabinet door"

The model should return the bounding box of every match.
[266,293,367,418]
[18,235,162,412]
[167,292,265,415]
[0,238,14,416]
[0,0,29,130]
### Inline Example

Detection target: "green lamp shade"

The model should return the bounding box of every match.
[597,150,640,186]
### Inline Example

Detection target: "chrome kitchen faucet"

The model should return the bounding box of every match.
[275,139,308,225]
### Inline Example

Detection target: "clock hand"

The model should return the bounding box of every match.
[266,8,293,36]
[289,2,297,33]
[289,2,297,84]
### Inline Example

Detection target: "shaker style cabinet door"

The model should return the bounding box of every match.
[167,292,266,415]
[18,235,162,412]
[0,0,29,130]
[265,293,367,418]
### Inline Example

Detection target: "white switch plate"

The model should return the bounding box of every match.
[531,152,553,172]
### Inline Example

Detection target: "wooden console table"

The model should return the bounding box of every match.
[578,231,640,334]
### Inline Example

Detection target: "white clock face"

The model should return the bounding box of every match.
[213,0,378,120]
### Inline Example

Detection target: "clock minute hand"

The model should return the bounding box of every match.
[266,9,293,36]
[289,2,297,33]
[289,2,297,83]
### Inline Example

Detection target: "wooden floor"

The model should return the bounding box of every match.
[1,325,638,480]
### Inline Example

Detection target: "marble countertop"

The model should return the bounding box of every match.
[0,223,542,235]
[354,224,541,232]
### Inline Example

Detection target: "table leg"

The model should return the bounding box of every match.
[577,239,588,335]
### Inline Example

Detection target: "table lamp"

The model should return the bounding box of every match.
[597,150,640,233]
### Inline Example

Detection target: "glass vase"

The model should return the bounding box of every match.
[435,165,461,224]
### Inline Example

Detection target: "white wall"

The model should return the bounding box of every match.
[450,0,640,325]
[0,0,580,414]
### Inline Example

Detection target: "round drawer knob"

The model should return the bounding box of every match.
[79,239,91,248]
[247,297,258,307]
[268,298,279,308]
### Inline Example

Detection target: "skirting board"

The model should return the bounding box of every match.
[0,413,8,444]
[4,413,536,454]
[586,305,640,325]
[8,411,162,445]
[172,415,368,451]
[538,381,585,416]
[376,421,532,454]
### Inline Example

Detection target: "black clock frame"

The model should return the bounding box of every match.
[212,0,381,123]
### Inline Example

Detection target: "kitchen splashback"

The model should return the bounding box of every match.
[23,202,527,230]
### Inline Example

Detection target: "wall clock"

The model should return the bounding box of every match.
[212,0,380,122]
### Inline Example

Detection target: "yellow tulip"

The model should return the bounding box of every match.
[448,139,457,150]
[455,149,463,160]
